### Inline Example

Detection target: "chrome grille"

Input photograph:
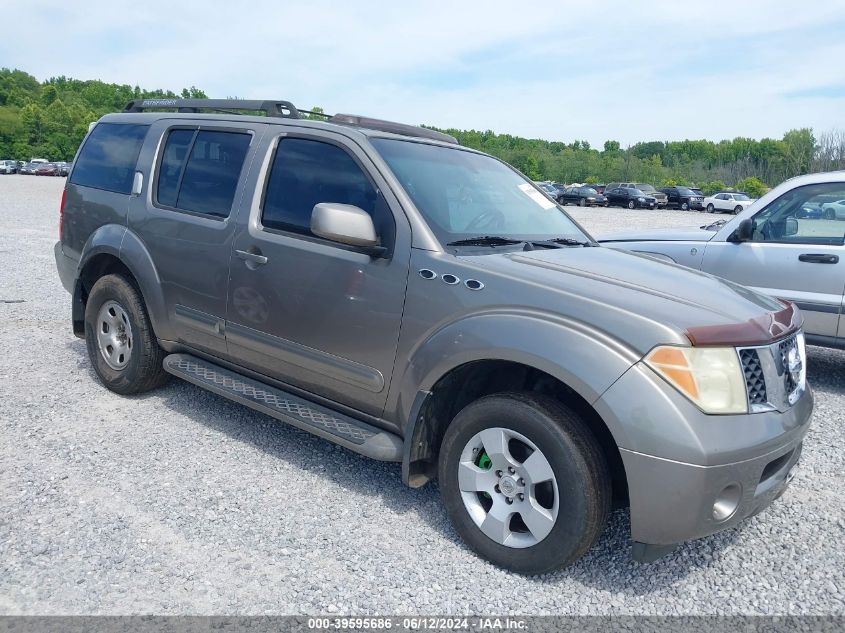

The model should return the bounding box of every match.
[737,332,806,413]
[740,349,767,405]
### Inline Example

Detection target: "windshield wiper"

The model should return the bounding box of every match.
[447,236,524,247]
[532,238,595,248]
[701,219,727,230]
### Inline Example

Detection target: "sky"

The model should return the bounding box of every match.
[3,0,845,147]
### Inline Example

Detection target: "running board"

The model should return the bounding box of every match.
[163,354,402,462]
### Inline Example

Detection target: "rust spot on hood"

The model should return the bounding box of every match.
[685,300,802,347]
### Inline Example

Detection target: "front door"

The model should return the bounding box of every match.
[225,129,411,417]
[702,181,845,343]
[129,118,265,356]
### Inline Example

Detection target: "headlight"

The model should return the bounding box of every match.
[638,197,645,202]
[645,346,747,414]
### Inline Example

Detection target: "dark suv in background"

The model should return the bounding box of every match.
[659,186,705,210]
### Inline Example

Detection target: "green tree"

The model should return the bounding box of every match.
[734,176,768,198]
[701,180,727,195]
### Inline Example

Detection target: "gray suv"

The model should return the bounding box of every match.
[55,99,812,574]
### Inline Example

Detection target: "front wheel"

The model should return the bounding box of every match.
[706,203,715,213]
[438,393,610,574]
[734,205,743,214]
[579,198,586,207]
[84,274,170,394]
[627,200,636,209]
[681,202,689,211]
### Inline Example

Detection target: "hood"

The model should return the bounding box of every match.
[598,226,718,242]
[463,245,789,354]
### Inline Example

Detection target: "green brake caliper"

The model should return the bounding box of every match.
[476,450,493,500]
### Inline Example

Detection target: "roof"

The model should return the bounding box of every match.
[118,98,458,145]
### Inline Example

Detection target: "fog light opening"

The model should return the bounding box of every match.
[713,483,742,522]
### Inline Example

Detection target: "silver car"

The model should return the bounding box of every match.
[601,171,845,349]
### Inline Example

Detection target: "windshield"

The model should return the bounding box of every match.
[677,187,695,195]
[734,193,751,201]
[635,183,655,192]
[581,187,598,195]
[628,188,645,196]
[371,138,589,246]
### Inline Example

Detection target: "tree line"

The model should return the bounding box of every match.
[2,68,843,198]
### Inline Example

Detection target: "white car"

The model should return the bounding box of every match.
[0,159,17,174]
[703,191,756,214]
[821,199,845,220]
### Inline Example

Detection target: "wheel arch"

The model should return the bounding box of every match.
[73,227,170,340]
[401,359,630,508]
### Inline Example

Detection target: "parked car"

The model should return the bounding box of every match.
[55,161,71,176]
[615,183,667,207]
[18,161,39,175]
[0,159,17,174]
[704,191,756,214]
[601,171,845,349]
[55,99,811,574]
[35,163,60,176]
[557,186,607,207]
[821,199,845,220]
[535,182,560,199]
[589,183,606,194]
[605,186,657,209]
[659,186,705,210]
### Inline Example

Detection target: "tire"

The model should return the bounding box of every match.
[627,200,636,209]
[438,393,610,575]
[706,204,715,213]
[84,274,169,395]
[734,205,743,214]
[681,202,689,211]
[578,198,586,207]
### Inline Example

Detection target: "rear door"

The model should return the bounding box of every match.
[129,118,266,356]
[702,181,845,343]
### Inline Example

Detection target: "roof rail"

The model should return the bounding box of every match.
[330,114,458,144]
[122,99,459,144]
[123,99,300,118]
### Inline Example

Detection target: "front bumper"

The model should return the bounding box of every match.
[621,433,804,547]
[594,361,813,551]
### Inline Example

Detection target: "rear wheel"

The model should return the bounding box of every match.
[84,274,169,395]
[438,393,610,574]
[627,200,636,209]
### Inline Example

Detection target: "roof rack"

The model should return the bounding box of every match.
[122,99,458,144]
[124,99,300,118]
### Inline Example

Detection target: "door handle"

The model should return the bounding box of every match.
[235,249,268,266]
[798,253,839,264]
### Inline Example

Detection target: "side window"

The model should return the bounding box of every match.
[70,123,149,194]
[155,129,252,218]
[262,138,379,237]
[751,182,845,245]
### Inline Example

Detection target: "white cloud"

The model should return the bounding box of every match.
[3,0,845,145]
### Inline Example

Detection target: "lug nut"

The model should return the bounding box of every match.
[495,470,503,477]
[494,485,500,493]
[518,493,525,501]
[505,498,513,505]
[508,466,515,474]
[518,478,525,486]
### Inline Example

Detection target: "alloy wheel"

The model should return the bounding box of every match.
[458,427,559,548]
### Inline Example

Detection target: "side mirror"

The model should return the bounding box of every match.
[311,203,386,257]
[784,217,799,237]
[730,218,754,243]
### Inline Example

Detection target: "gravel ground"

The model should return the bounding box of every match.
[1,174,843,615]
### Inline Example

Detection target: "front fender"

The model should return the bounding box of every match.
[393,309,639,442]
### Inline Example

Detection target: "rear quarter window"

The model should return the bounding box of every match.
[69,123,149,194]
